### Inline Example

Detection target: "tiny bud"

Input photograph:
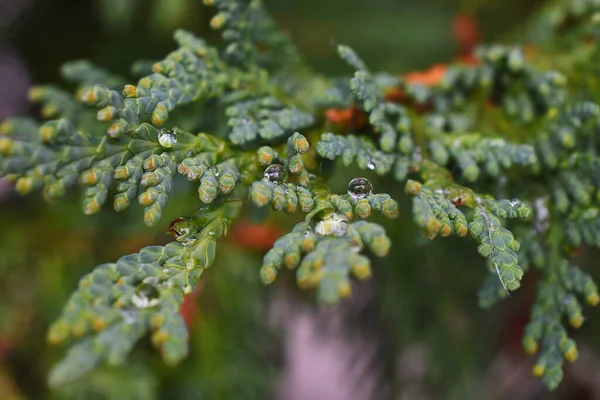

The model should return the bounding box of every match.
[564,346,578,362]
[569,314,584,329]
[83,197,101,215]
[586,292,599,306]
[210,13,227,29]
[151,330,169,346]
[39,125,57,142]
[15,177,34,195]
[152,104,168,126]
[97,106,116,121]
[152,63,163,73]
[139,191,156,206]
[123,85,137,98]
[92,317,107,332]
[405,180,422,196]
[107,123,123,138]
[113,194,130,212]
[522,337,538,355]
[338,281,352,299]
[260,265,277,284]
[80,87,98,103]
[0,137,13,155]
[41,104,59,118]
[80,169,99,185]
[532,363,545,377]
[114,166,130,180]
[28,87,43,101]
[351,263,372,280]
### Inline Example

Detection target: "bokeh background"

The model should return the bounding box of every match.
[1,0,600,399]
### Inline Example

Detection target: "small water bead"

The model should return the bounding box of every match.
[315,213,349,237]
[158,128,178,149]
[347,177,373,199]
[131,282,161,309]
[263,164,288,184]
[367,158,376,170]
[207,166,220,177]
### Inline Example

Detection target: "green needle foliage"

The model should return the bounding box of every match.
[1,0,600,392]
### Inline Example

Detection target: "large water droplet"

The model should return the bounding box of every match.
[167,217,197,246]
[315,213,348,237]
[131,282,160,308]
[158,129,178,149]
[263,164,288,184]
[347,177,373,199]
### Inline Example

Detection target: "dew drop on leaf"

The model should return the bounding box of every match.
[347,177,373,199]
[158,128,177,148]
[167,217,197,246]
[367,158,376,170]
[263,164,288,183]
[315,213,348,237]
[131,282,161,308]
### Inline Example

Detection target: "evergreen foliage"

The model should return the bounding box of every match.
[1,0,600,391]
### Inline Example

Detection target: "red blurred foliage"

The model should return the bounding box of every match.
[230,219,281,251]
[384,13,482,107]
[180,284,202,328]
[498,269,540,354]
[404,64,448,87]
[325,106,368,132]
[452,13,481,57]
[383,64,448,111]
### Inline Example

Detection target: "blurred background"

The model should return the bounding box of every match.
[1,0,600,399]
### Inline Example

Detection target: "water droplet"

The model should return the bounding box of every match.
[206,166,219,177]
[186,150,194,158]
[315,213,348,237]
[367,158,376,170]
[208,229,215,236]
[131,282,161,308]
[162,268,169,274]
[263,164,288,184]
[347,177,373,199]
[167,217,197,246]
[158,128,178,149]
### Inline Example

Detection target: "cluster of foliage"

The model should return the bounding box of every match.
[2,0,600,392]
